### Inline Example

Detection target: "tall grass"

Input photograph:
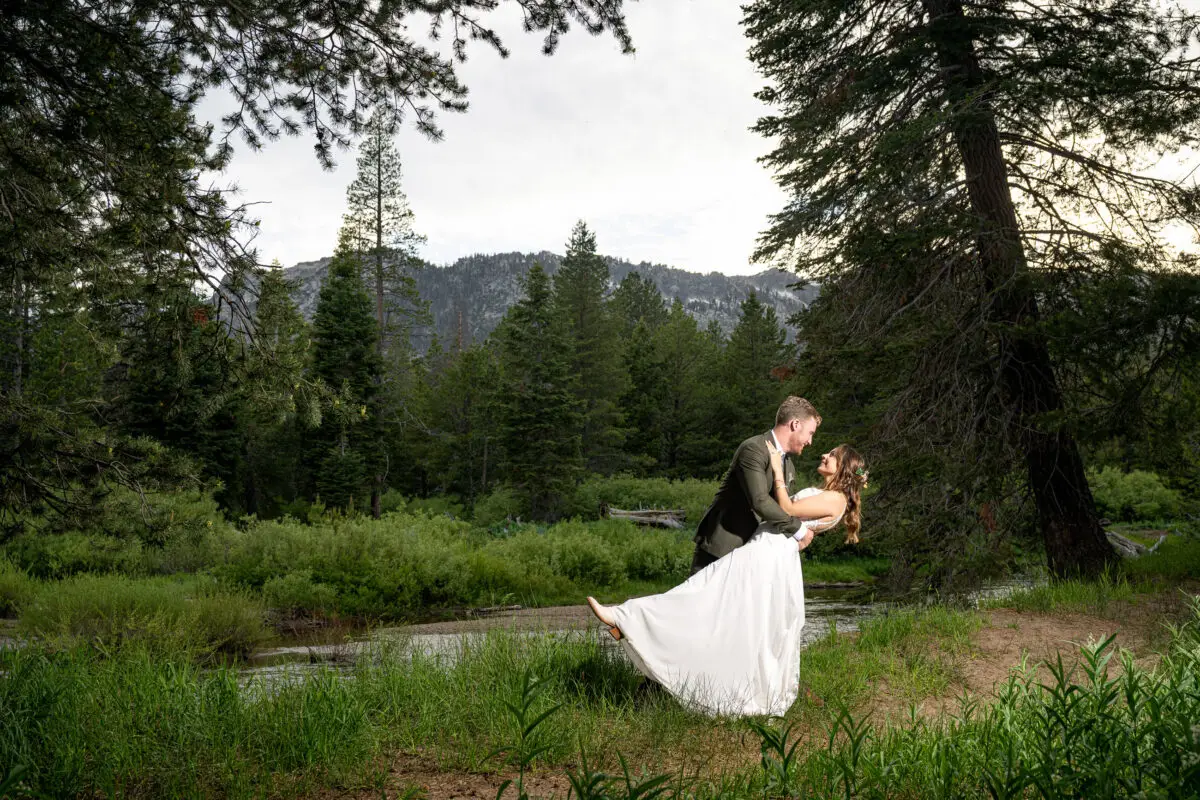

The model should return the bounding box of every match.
[568,475,720,525]
[986,535,1200,616]
[5,602,1200,798]
[0,631,696,798]
[985,570,1138,614]
[0,558,36,618]
[799,606,980,710]
[18,574,267,658]
[211,513,698,616]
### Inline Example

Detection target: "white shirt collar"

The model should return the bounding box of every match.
[770,430,787,458]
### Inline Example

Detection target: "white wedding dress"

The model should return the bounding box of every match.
[607,487,838,717]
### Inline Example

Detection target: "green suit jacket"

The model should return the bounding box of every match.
[693,431,801,559]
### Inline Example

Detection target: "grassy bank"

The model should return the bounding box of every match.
[3,596,1199,799]
[2,506,887,627]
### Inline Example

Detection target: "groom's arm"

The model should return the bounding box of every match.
[735,440,801,535]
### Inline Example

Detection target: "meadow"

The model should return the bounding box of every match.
[2,478,1198,798]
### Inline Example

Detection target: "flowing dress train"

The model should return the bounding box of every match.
[607,488,832,717]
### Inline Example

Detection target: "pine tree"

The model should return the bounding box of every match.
[309,235,383,512]
[720,292,794,451]
[618,320,664,474]
[655,300,725,477]
[109,285,246,510]
[240,266,314,516]
[341,108,430,356]
[612,271,667,334]
[740,0,1200,574]
[1,0,632,521]
[552,221,629,474]
[425,342,504,500]
[495,263,582,520]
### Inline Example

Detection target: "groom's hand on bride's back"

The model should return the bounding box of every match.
[796,531,814,551]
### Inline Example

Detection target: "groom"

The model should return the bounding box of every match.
[691,396,822,575]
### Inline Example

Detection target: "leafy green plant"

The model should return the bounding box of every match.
[1088,466,1183,522]
[746,718,802,798]
[485,670,563,800]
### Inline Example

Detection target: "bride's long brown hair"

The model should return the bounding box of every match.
[823,445,868,544]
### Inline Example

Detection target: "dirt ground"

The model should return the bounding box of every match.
[332,600,1183,800]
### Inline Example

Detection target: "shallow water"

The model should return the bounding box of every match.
[236,587,897,692]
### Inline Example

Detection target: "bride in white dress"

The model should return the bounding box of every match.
[587,443,869,717]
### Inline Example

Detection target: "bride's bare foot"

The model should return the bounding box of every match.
[586,596,622,641]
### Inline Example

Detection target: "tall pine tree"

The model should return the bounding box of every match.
[612,271,667,334]
[738,0,1200,574]
[552,222,629,474]
[309,235,383,513]
[496,263,582,520]
[341,108,429,356]
[719,292,794,452]
[240,266,314,516]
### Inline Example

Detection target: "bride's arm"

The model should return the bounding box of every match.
[766,442,846,519]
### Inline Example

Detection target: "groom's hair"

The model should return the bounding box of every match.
[775,396,821,427]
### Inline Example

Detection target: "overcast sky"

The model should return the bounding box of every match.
[199,1,785,277]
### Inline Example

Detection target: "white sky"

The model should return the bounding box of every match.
[200,1,786,276]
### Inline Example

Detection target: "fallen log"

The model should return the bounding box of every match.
[1105,530,1167,558]
[600,504,687,529]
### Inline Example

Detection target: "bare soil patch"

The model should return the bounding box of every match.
[331,600,1190,798]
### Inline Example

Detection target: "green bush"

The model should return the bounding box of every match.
[568,475,719,526]
[547,527,624,586]
[472,486,524,527]
[3,533,146,579]
[0,558,37,618]
[1088,466,1183,522]
[207,513,692,617]
[621,533,692,581]
[262,570,340,615]
[19,575,267,658]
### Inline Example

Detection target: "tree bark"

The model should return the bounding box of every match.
[923,0,1116,577]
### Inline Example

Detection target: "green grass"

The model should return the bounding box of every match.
[7,601,1200,799]
[798,606,981,711]
[802,556,890,584]
[1125,533,1200,583]
[984,534,1200,616]
[984,570,1138,614]
[18,574,268,659]
[0,558,36,618]
[0,630,702,798]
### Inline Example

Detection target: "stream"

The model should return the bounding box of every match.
[238,576,1040,693]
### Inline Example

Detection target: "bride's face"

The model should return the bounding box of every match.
[816,450,839,477]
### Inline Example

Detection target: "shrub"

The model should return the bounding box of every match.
[3,533,146,579]
[1088,466,1183,522]
[472,486,524,527]
[622,534,692,582]
[405,494,467,519]
[0,558,37,618]
[262,570,340,615]
[549,531,624,586]
[569,475,718,525]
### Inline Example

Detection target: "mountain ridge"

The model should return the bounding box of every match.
[220,251,818,349]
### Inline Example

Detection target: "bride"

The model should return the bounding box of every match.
[587,442,868,717]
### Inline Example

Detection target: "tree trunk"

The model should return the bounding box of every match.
[923,0,1116,577]
[12,263,25,396]
[375,151,386,356]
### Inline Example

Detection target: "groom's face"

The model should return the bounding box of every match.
[786,418,819,455]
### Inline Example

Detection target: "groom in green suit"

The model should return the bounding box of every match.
[691,396,822,575]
